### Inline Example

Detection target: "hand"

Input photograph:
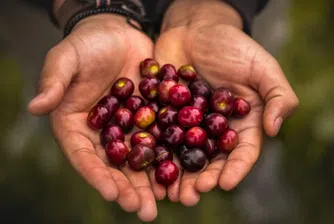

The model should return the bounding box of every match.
[28,14,159,222]
[154,0,299,206]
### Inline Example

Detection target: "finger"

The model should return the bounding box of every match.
[167,156,182,202]
[147,166,167,200]
[121,165,157,222]
[249,49,299,136]
[28,40,78,115]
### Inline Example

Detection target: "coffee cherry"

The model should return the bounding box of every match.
[146,101,160,113]
[139,76,160,101]
[169,84,191,107]
[130,131,156,148]
[175,145,190,158]
[204,113,228,137]
[155,161,179,186]
[178,64,197,81]
[97,95,120,117]
[188,95,208,114]
[180,148,206,172]
[127,144,155,171]
[160,64,179,82]
[140,58,160,77]
[154,145,173,165]
[114,108,134,133]
[185,127,207,148]
[163,125,185,146]
[210,88,235,117]
[203,139,219,159]
[159,79,177,105]
[217,129,238,153]
[188,78,212,99]
[87,105,110,130]
[134,106,156,129]
[147,122,163,142]
[233,97,251,117]
[105,139,129,166]
[100,124,125,146]
[124,95,145,113]
[157,105,178,129]
[178,106,203,128]
[110,77,134,100]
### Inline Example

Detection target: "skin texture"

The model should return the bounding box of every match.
[154,0,299,207]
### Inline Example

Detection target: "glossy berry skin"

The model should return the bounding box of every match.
[157,106,178,129]
[139,76,159,100]
[159,64,179,82]
[130,131,156,148]
[188,95,208,114]
[124,95,145,113]
[159,80,177,105]
[114,108,134,133]
[100,124,125,146]
[178,106,203,128]
[140,58,160,77]
[97,95,120,117]
[133,106,156,129]
[154,145,173,165]
[146,101,160,113]
[217,129,239,154]
[180,148,206,172]
[185,127,207,148]
[87,105,110,130]
[110,77,134,100]
[163,125,185,146]
[105,139,129,166]
[188,79,212,99]
[176,145,190,158]
[233,97,251,117]
[178,64,197,81]
[203,139,219,159]
[147,122,163,142]
[155,161,179,186]
[204,113,228,137]
[169,84,192,107]
[210,88,235,117]
[127,144,155,171]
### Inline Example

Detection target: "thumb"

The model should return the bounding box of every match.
[28,40,79,116]
[250,49,299,137]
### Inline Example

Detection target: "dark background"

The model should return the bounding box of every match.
[1,0,333,223]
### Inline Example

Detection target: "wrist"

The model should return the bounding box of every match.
[161,0,243,32]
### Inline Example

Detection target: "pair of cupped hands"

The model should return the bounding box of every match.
[27,0,298,222]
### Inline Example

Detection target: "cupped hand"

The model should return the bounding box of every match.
[28,14,160,222]
[154,0,299,206]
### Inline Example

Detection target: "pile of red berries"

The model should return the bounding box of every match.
[87,59,250,186]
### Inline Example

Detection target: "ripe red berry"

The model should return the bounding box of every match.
[169,84,191,107]
[163,125,185,146]
[110,77,134,100]
[124,95,145,113]
[114,108,134,133]
[147,122,163,142]
[185,127,207,148]
[157,106,178,129]
[140,58,160,77]
[178,64,197,81]
[139,76,160,101]
[188,78,212,99]
[133,106,156,129]
[178,106,203,128]
[155,161,179,186]
[105,139,129,166]
[233,97,251,117]
[204,113,228,137]
[97,95,120,117]
[154,145,173,165]
[87,105,110,130]
[146,101,160,113]
[210,88,235,117]
[203,139,219,159]
[130,131,156,148]
[127,144,155,171]
[188,95,208,114]
[180,148,207,172]
[217,129,238,154]
[159,64,179,82]
[100,124,125,146]
[158,79,177,105]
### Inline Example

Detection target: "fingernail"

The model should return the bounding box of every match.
[274,117,283,136]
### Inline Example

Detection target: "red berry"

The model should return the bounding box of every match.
[178,106,203,128]
[124,95,145,113]
[169,84,191,107]
[105,139,129,166]
[178,64,197,81]
[157,105,178,129]
[130,131,156,148]
[233,97,251,117]
[140,58,160,77]
[146,101,160,113]
[134,106,156,129]
[139,76,159,100]
[154,145,173,165]
[188,95,208,114]
[158,79,177,105]
[97,95,120,117]
[127,144,155,171]
[203,139,219,159]
[114,108,134,133]
[188,79,212,99]
[147,122,163,142]
[87,105,110,130]
[217,129,238,154]
[204,113,228,137]
[210,88,235,116]
[110,77,134,100]
[160,64,179,82]
[100,124,125,146]
[185,127,207,148]
[155,161,179,186]
[180,148,206,172]
[163,125,185,146]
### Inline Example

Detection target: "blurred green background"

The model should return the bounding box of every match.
[1,0,333,223]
